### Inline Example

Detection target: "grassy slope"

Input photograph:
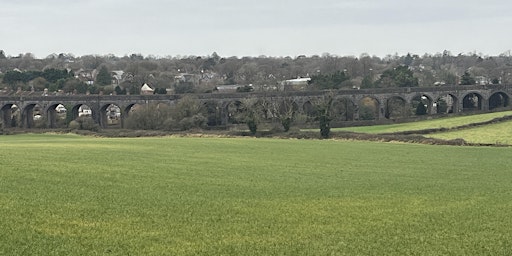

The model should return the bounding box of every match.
[1,134,512,255]
[426,120,512,144]
[335,111,512,134]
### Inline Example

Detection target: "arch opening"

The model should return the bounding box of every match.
[47,104,69,128]
[332,98,355,121]
[435,94,457,114]
[462,93,483,111]
[411,95,432,116]
[358,97,379,120]
[385,96,407,119]
[1,104,20,128]
[100,104,122,128]
[22,104,44,128]
[489,92,510,110]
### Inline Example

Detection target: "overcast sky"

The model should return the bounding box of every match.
[1,0,511,58]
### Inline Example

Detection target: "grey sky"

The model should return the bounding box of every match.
[1,0,511,58]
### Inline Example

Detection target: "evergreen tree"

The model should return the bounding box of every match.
[376,66,418,87]
[96,66,112,86]
[460,71,476,85]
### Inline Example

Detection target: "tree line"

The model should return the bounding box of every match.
[2,50,512,96]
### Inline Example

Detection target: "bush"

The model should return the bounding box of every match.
[69,116,99,131]
[68,120,80,130]
[178,114,207,131]
[124,97,207,131]
[125,104,173,130]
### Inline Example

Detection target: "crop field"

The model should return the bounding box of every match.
[1,134,512,255]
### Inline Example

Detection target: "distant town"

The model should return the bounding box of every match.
[1,50,511,97]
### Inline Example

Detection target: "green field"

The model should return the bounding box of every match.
[1,134,512,255]
[426,120,512,145]
[335,111,512,134]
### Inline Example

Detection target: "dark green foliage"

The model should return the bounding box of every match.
[237,99,263,135]
[115,85,127,95]
[319,115,331,138]
[281,117,292,133]
[42,68,72,83]
[153,88,167,95]
[359,105,376,120]
[416,103,428,115]
[2,70,27,86]
[312,93,334,138]
[2,68,73,89]
[174,82,195,94]
[129,86,140,95]
[247,120,257,135]
[309,70,350,90]
[460,71,476,85]
[403,53,414,66]
[204,101,222,127]
[236,85,253,92]
[88,85,100,94]
[96,66,112,86]
[376,66,418,88]
[361,75,374,88]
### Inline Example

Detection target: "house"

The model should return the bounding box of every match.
[281,77,311,91]
[111,70,125,85]
[141,83,154,95]
[475,76,491,85]
[214,85,242,93]
[175,73,198,84]
[75,68,95,85]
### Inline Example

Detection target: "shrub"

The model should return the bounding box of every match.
[177,114,207,131]
[125,96,207,131]
[69,116,99,131]
[68,120,80,130]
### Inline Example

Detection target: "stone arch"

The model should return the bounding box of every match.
[1,103,20,128]
[277,98,299,117]
[435,94,457,114]
[358,96,379,120]
[489,91,510,110]
[124,103,139,118]
[385,96,407,119]
[203,100,222,126]
[99,103,122,128]
[122,103,144,128]
[332,97,356,121]
[225,100,243,124]
[411,94,433,116]
[46,103,68,128]
[462,92,484,111]
[71,104,94,120]
[302,101,316,119]
[21,103,43,128]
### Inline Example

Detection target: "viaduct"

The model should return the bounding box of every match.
[0,84,511,129]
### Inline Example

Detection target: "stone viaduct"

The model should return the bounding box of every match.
[1,84,511,129]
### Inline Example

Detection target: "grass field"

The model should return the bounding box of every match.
[426,120,512,145]
[335,110,512,134]
[1,134,512,255]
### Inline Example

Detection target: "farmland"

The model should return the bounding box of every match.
[336,110,512,135]
[1,133,512,255]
